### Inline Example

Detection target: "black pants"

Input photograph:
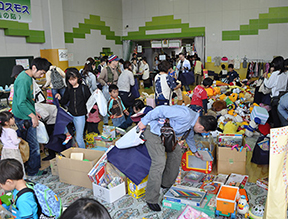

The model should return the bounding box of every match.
[271,97,281,128]
[86,122,100,134]
[119,91,135,108]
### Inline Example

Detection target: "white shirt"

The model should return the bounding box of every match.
[154,74,172,104]
[0,127,20,149]
[264,70,288,97]
[117,69,135,92]
[140,63,150,80]
[176,59,191,70]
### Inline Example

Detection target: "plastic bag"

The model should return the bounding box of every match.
[37,121,49,144]
[86,89,107,116]
[102,85,110,101]
[115,126,145,149]
[19,138,29,163]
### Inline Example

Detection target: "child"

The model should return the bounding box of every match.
[168,66,183,101]
[0,111,26,178]
[189,77,213,116]
[131,99,153,123]
[107,84,129,127]
[55,68,91,148]
[219,64,227,80]
[86,103,100,134]
[59,197,111,219]
[0,159,38,218]
[227,64,240,84]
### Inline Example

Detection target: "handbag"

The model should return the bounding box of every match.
[19,139,30,163]
[160,119,178,152]
[130,78,140,98]
[258,77,271,95]
[251,135,269,165]
[179,70,195,86]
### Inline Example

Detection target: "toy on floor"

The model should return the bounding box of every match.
[237,195,249,218]
[249,204,264,219]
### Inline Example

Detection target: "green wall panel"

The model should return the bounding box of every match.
[222,6,288,41]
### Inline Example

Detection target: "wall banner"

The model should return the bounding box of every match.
[0,0,31,23]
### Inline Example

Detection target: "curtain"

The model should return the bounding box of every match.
[194,36,205,66]
[123,40,132,61]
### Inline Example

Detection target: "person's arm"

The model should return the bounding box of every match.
[185,131,202,159]
[141,106,175,126]
[129,72,135,86]
[84,84,91,102]
[278,96,288,120]
[98,68,107,86]
[43,70,51,88]
[9,129,21,145]
[56,67,66,78]
[59,87,70,105]
[90,74,97,92]
[107,99,113,117]
[202,99,208,113]
[119,97,129,115]
[185,60,191,70]
[263,73,276,89]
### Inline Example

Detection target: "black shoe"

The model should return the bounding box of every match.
[147,203,161,211]
[28,170,48,176]
[161,184,169,189]
[42,154,56,161]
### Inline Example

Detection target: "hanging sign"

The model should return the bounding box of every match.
[0,0,31,22]
[58,49,68,61]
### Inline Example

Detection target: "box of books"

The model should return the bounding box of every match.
[225,173,249,189]
[256,177,268,191]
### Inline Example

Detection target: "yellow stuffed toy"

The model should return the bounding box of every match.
[223,121,245,134]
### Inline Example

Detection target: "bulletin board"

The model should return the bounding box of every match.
[0,56,34,87]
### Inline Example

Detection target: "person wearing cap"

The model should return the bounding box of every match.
[98,55,120,86]
[137,105,217,211]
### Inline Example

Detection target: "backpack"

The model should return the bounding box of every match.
[160,119,178,152]
[14,181,62,219]
[51,68,65,89]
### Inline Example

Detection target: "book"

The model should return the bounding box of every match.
[218,134,243,147]
[213,174,229,184]
[256,177,268,191]
[164,184,207,207]
[225,173,249,189]
[177,205,212,219]
[202,174,215,184]
[183,171,205,183]
[257,138,269,151]
[200,182,221,195]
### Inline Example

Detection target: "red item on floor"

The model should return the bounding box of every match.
[258,123,270,136]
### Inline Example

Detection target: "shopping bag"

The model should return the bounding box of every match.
[53,99,73,136]
[131,78,140,98]
[115,126,145,149]
[179,70,195,86]
[19,139,29,163]
[86,89,107,116]
[36,121,49,144]
[45,134,73,153]
[251,135,269,165]
[102,85,110,101]
[264,126,288,218]
[46,88,54,103]
[107,143,151,185]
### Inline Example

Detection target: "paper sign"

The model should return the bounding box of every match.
[58,49,68,61]
[15,59,29,69]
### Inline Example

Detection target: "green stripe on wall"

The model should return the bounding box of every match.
[0,20,45,43]
[222,6,288,40]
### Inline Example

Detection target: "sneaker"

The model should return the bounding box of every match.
[28,170,48,176]
[42,154,56,161]
[63,134,72,145]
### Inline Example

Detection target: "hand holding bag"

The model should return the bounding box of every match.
[115,126,145,149]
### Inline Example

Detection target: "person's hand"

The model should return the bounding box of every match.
[55,93,61,100]
[137,121,146,131]
[194,151,203,160]
[36,112,41,120]
[107,82,112,86]
[31,114,39,128]
[263,72,268,78]
[124,110,129,116]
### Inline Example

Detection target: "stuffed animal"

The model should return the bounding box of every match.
[237,195,249,218]
[223,121,245,134]
[212,100,227,111]
[244,118,261,137]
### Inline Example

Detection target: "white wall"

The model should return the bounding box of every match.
[0,0,45,57]
[122,0,288,62]
[62,0,123,66]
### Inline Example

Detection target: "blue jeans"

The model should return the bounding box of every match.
[189,105,203,116]
[52,87,66,104]
[112,116,126,127]
[15,118,41,176]
[66,115,86,148]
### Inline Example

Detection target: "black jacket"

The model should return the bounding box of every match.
[60,83,91,116]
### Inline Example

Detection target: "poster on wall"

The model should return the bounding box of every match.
[137,45,142,53]
[0,0,32,23]
[58,49,68,61]
[15,59,29,69]
[162,40,169,48]
[151,40,162,48]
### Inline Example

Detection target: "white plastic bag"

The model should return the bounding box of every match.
[36,121,49,144]
[115,126,145,149]
[86,89,107,116]
[102,85,110,101]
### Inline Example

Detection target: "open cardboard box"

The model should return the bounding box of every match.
[216,134,247,175]
[56,148,105,189]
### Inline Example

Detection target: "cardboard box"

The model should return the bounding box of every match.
[56,148,105,189]
[50,158,58,176]
[127,175,148,199]
[217,146,246,175]
[93,182,126,203]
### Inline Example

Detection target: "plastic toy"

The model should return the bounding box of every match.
[0,193,12,206]
[215,185,239,219]
[181,150,212,173]
[237,195,249,218]
[249,204,264,219]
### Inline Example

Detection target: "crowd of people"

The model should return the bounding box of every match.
[2,52,288,217]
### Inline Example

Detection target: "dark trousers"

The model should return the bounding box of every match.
[86,122,100,134]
